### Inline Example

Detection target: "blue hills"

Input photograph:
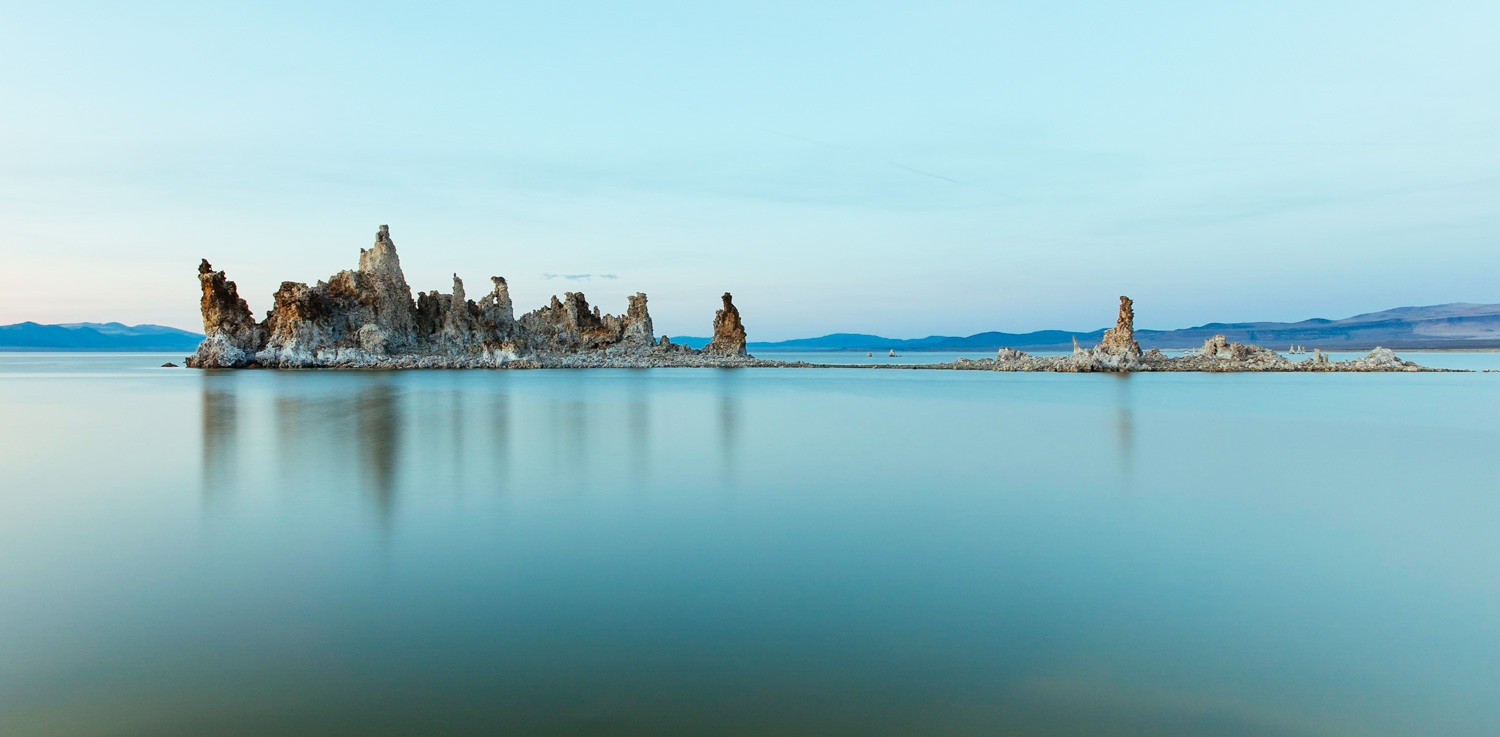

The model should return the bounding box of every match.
[0,322,204,351]
[8,302,1500,352]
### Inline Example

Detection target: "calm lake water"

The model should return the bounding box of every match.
[2,353,1498,737]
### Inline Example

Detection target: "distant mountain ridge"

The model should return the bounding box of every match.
[673,302,1500,352]
[0,322,204,351]
[10,302,1500,352]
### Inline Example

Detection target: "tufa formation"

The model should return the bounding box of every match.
[1097,296,1142,358]
[187,225,761,369]
[703,293,748,357]
[186,227,1438,373]
[982,297,1436,373]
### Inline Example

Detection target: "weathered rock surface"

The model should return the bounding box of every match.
[186,259,266,368]
[189,234,1444,373]
[190,225,759,369]
[1098,295,1143,358]
[703,293,747,357]
[977,301,1444,373]
[517,290,655,354]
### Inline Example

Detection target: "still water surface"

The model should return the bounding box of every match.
[1,354,1498,736]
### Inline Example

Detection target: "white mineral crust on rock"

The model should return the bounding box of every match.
[188,230,1444,373]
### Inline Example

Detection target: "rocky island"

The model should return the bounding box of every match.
[189,225,763,369]
[953,296,1440,373]
[188,225,1442,372]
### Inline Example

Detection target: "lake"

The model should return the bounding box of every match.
[2,353,1498,736]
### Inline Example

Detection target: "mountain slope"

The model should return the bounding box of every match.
[0,322,204,351]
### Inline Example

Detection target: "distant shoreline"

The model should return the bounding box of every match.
[6,346,1500,356]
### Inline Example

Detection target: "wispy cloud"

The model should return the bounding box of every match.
[542,273,617,281]
[890,162,965,186]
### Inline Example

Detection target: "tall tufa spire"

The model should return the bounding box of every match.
[1098,295,1142,357]
[704,292,748,356]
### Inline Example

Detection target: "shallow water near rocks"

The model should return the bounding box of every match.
[2,353,1499,737]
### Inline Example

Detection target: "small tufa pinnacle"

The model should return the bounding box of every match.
[704,292,748,356]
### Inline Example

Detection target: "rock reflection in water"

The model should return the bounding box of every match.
[626,373,651,489]
[200,385,237,504]
[200,374,413,524]
[355,381,402,526]
[487,392,513,489]
[1112,372,1134,485]
[716,369,740,482]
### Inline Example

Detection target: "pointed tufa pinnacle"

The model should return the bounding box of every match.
[623,292,654,346]
[704,292,747,356]
[484,277,513,323]
[1098,295,1142,357]
[190,224,768,368]
[186,258,265,367]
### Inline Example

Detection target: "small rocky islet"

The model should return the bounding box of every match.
[187,225,1444,373]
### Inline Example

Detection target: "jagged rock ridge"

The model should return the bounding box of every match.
[191,259,265,367]
[187,225,757,369]
[186,229,1440,372]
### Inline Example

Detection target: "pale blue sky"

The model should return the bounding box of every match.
[2,1,1497,339]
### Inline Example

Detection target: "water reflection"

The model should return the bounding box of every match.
[717,369,741,483]
[447,387,465,476]
[1112,372,1134,486]
[273,394,308,486]
[487,392,512,491]
[200,384,237,505]
[626,373,651,490]
[356,380,402,527]
[547,396,591,493]
[8,359,1500,737]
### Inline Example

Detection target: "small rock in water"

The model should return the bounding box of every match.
[161,362,179,368]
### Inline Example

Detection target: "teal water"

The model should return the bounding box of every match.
[1,353,1498,736]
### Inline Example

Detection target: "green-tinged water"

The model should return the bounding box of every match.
[2,353,1498,736]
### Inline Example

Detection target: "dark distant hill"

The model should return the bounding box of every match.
[677,303,1500,352]
[0,322,204,351]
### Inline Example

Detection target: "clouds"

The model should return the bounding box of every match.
[541,274,618,281]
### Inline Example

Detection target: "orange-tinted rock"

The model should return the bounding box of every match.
[704,292,747,356]
[185,259,266,367]
[189,224,748,368]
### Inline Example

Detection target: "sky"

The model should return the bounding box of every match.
[1,1,1497,340]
